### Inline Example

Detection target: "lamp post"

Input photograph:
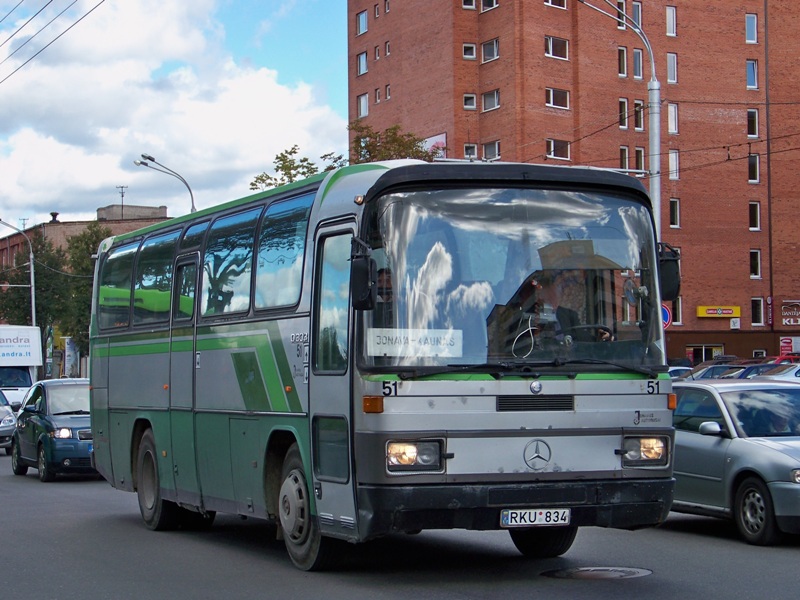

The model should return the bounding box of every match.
[0,218,36,327]
[134,153,197,214]
[578,0,662,240]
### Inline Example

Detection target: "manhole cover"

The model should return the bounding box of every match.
[542,567,652,580]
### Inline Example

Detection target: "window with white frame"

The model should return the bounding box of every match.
[666,6,676,36]
[618,47,627,76]
[375,88,380,103]
[375,46,380,60]
[481,0,498,11]
[545,0,567,7]
[545,87,569,109]
[667,53,678,83]
[669,149,679,180]
[746,59,758,89]
[463,44,477,60]
[463,94,477,110]
[751,297,765,326]
[464,143,478,159]
[633,48,643,79]
[356,10,368,35]
[546,139,570,160]
[750,249,761,278]
[747,108,759,137]
[375,3,380,18]
[385,84,391,99]
[745,14,757,43]
[672,296,682,325]
[385,1,390,12]
[748,154,760,182]
[385,41,391,56]
[619,98,629,128]
[545,36,569,59]
[670,198,680,227]
[632,2,642,27]
[482,38,499,62]
[357,52,368,75]
[749,201,761,230]
[463,0,476,9]
[616,1,626,29]
[634,100,644,130]
[635,147,645,172]
[357,93,369,117]
[482,89,500,111]
[619,146,629,170]
[483,140,500,160]
[668,103,679,134]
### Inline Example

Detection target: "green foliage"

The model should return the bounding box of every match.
[250,145,345,191]
[348,121,445,164]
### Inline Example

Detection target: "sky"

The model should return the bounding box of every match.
[0,0,349,228]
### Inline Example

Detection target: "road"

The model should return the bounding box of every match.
[1,458,797,600]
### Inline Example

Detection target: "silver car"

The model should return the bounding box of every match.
[0,390,16,455]
[672,380,800,545]
[753,363,800,382]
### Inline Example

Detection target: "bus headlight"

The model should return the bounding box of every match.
[621,436,669,467]
[387,441,442,472]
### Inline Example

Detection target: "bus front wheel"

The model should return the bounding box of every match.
[136,429,180,531]
[509,526,578,558]
[278,444,334,571]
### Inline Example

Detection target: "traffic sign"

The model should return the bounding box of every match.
[662,304,672,329]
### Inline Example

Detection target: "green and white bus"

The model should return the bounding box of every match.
[89,160,680,570]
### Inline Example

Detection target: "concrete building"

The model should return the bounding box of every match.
[348,0,800,364]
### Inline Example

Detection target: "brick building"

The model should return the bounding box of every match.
[348,0,800,364]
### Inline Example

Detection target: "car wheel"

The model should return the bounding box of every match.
[38,444,56,482]
[278,443,337,571]
[734,476,782,546]
[136,429,180,530]
[11,440,28,476]
[509,526,578,558]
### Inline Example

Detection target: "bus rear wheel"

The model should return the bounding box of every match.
[278,444,335,571]
[509,526,578,558]
[136,429,180,531]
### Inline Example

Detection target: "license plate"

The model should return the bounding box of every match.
[501,508,571,527]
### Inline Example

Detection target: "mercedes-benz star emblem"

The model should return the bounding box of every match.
[530,381,543,394]
[523,439,552,471]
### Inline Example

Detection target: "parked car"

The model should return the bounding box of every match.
[671,380,800,545]
[668,366,693,378]
[717,363,787,379]
[753,363,800,383]
[676,364,735,380]
[0,390,16,455]
[759,353,800,365]
[10,379,95,482]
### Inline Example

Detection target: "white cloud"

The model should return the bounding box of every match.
[0,0,348,225]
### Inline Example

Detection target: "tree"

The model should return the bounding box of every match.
[61,222,112,355]
[250,145,347,191]
[348,121,445,164]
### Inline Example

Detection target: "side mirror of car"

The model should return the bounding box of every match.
[22,405,38,414]
[698,421,723,436]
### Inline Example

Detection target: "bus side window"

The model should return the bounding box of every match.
[314,234,351,372]
[173,263,197,321]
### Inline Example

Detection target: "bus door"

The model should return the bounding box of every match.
[308,228,359,539]
[168,255,202,505]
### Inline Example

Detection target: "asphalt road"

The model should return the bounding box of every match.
[2,457,798,600]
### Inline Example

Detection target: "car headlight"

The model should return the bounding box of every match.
[387,441,442,472]
[621,436,669,467]
[51,428,73,439]
[791,469,800,484]
[1,414,15,427]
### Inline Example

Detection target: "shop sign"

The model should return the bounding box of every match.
[781,301,800,326]
[696,306,741,318]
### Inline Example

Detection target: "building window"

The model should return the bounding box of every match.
[672,296,682,325]
[464,143,478,159]
[750,249,761,278]
[669,149,679,180]
[356,10,368,35]
[618,47,627,77]
[635,147,645,172]
[745,14,758,43]
[619,98,629,129]
[375,3,380,18]
[619,146,629,170]
[385,0,390,12]
[666,6,676,36]
[463,44,477,60]
[462,0,476,8]
[357,93,369,117]
[375,46,380,60]
[751,297,765,326]
[481,0,498,11]
[357,52,368,76]
[482,89,500,111]
[670,198,680,227]
[747,108,758,137]
[375,88,381,103]
[633,48,643,79]
[748,154,760,182]
[545,36,569,60]
[482,38,500,62]
[385,84,391,99]
[545,87,569,109]
[545,0,567,7]
[749,201,761,230]
[463,94,477,110]
[483,140,501,160]
[668,103,679,134]
[667,53,678,83]
[546,139,570,160]
[616,1,626,29]
[634,100,644,130]
[385,41,391,56]
[746,60,758,89]
[631,2,642,27]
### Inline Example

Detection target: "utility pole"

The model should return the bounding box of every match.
[116,185,128,220]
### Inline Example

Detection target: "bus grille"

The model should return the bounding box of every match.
[497,395,575,412]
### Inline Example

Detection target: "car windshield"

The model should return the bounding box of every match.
[721,387,800,437]
[358,185,664,374]
[0,366,32,388]
[48,384,90,415]
[0,392,8,407]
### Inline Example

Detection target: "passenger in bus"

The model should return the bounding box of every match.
[374,268,394,328]
[537,270,611,342]
[377,268,393,302]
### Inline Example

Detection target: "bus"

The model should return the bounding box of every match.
[89,160,680,570]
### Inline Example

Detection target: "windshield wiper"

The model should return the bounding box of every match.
[546,357,662,377]
[54,410,90,415]
[397,362,525,380]
[396,358,662,380]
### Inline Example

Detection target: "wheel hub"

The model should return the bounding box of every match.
[741,489,765,533]
[279,469,309,543]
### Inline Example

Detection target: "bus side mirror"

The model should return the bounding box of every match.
[351,256,377,311]
[658,243,681,302]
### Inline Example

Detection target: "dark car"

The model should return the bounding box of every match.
[10,379,95,482]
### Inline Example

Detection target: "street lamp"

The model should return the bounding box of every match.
[0,218,36,327]
[578,0,662,240]
[134,153,197,214]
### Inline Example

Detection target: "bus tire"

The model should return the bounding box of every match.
[509,526,578,558]
[136,429,180,531]
[279,444,334,571]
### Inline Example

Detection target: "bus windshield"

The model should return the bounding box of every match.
[359,186,664,372]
